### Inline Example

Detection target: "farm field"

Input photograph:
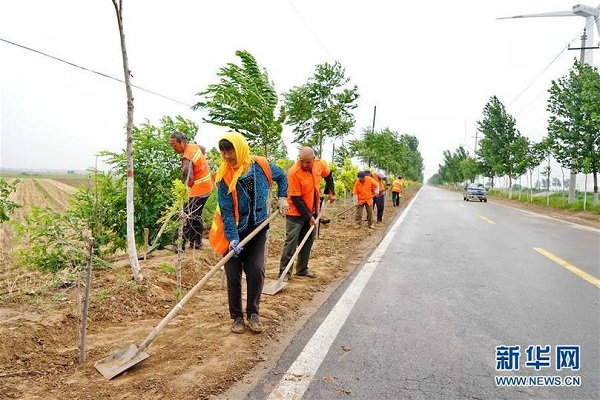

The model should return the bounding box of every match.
[0,175,419,399]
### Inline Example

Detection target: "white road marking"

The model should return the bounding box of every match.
[267,191,421,399]
[492,201,600,233]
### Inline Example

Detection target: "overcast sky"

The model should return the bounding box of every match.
[0,1,596,181]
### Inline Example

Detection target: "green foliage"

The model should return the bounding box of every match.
[284,61,359,157]
[91,115,200,249]
[70,170,127,254]
[476,95,529,186]
[275,158,294,173]
[13,206,105,272]
[159,263,176,275]
[91,289,111,304]
[547,60,600,180]
[488,188,600,214]
[332,158,359,198]
[193,50,284,158]
[350,127,424,181]
[0,178,21,222]
[206,147,222,172]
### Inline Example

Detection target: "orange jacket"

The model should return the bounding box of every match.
[392,179,403,193]
[286,158,331,217]
[353,176,379,206]
[183,143,212,197]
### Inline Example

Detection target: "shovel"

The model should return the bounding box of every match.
[94,212,278,379]
[262,203,327,296]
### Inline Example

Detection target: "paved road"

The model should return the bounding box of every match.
[248,185,600,399]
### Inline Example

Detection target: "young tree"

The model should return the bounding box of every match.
[523,139,546,202]
[547,60,600,204]
[99,116,198,246]
[111,0,141,281]
[285,61,359,157]
[477,96,528,198]
[192,50,284,159]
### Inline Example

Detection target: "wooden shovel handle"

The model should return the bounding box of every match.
[278,202,327,282]
[136,212,279,354]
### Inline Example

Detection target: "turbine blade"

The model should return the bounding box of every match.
[497,10,576,20]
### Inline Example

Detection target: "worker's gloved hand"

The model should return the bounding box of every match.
[277,197,289,215]
[352,194,358,206]
[228,240,243,257]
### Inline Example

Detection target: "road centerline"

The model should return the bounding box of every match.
[533,247,600,289]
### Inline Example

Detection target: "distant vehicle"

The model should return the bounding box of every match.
[463,183,487,202]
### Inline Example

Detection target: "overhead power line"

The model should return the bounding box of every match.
[287,1,334,60]
[0,37,193,108]
[507,19,598,109]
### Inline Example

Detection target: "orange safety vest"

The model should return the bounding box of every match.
[183,144,213,197]
[392,179,403,193]
[209,156,272,255]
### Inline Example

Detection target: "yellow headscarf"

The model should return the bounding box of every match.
[215,131,252,194]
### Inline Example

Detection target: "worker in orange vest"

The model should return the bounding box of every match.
[391,176,403,207]
[352,170,379,229]
[279,147,335,280]
[169,131,213,250]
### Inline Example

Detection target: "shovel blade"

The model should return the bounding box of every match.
[94,344,151,380]
[262,280,287,296]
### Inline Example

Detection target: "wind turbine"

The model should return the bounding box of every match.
[499,3,600,65]
[499,4,600,204]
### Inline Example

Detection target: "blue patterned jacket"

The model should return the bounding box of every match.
[217,161,287,243]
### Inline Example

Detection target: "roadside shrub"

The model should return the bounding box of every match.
[13,206,106,272]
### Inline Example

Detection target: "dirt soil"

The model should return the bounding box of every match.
[1,182,597,399]
[0,179,419,400]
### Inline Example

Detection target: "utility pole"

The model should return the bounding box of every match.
[566,28,599,203]
[372,105,377,133]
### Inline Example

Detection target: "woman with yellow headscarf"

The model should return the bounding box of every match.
[213,132,288,334]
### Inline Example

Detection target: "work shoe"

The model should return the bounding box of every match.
[248,313,263,333]
[320,218,331,224]
[297,270,316,278]
[354,224,360,229]
[231,317,245,334]
[368,225,375,229]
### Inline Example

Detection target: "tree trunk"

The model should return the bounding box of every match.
[568,169,576,204]
[112,0,142,281]
[594,170,599,206]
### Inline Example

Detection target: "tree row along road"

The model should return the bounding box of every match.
[242,185,600,399]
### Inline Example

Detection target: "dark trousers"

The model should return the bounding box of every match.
[373,195,385,222]
[355,203,373,226]
[174,195,208,249]
[392,191,401,206]
[224,228,267,320]
[279,216,315,277]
